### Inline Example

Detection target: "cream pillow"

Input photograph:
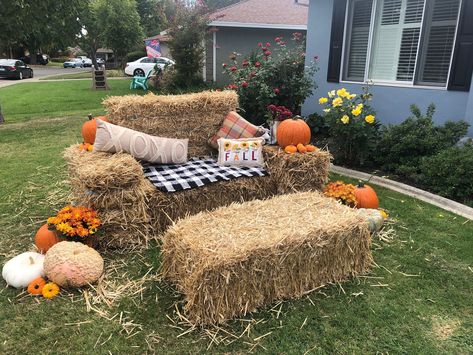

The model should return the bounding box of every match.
[217,137,265,167]
[94,119,188,164]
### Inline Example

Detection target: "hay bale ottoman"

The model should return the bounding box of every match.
[161,191,372,325]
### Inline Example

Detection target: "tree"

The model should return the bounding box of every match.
[166,2,209,89]
[0,0,84,63]
[100,0,144,67]
[79,0,106,70]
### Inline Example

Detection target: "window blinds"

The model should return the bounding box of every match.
[344,0,373,81]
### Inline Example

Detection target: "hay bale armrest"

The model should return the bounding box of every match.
[161,191,372,325]
[264,146,332,193]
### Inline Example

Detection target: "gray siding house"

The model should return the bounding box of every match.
[302,0,473,131]
[206,0,309,85]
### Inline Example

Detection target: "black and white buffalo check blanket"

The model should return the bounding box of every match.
[142,158,268,193]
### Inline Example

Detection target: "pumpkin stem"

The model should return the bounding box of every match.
[88,114,93,120]
[28,256,34,265]
[358,174,374,188]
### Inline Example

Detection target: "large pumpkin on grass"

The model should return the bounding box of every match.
[277,116,311,148]
[44,241,104,288]
[354,182,379,209]
[82,114,109,144]
[35,224,61,254]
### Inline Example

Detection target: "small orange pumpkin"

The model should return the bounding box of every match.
[27,277,46,295]
[354,182,379,209]
[284,145,297,154]
[305,144,317,152]
[277,116,311,148]
[297,143,307,153]
[35,224,61,254]
[82,114,109,144]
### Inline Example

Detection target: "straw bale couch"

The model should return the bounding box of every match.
[64,91,331,250]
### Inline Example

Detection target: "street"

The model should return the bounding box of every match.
[0,65,90,88]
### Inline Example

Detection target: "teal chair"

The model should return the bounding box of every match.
[130,69,152,90]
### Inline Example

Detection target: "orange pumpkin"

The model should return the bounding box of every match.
[35,224,61,254]
[81,114,108,144]
[284,145,297,154]
[27,277,46,295]
[277,116,311,148]
[305,144,317,152]
[354,182,379,209]
[297,143,307,153]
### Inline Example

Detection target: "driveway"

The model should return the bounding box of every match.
[0,66,90,88]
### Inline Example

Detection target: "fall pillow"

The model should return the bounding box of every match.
[209,111,266,149]
[217,137,265,167]
[93,119,188,164]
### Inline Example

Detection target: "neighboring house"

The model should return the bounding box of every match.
[96,48,114,62]
[143,33,171,59]
[205,0,309,84]
[303,0,473,130]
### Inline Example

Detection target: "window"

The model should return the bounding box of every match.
[342,0,461,86]
[140,58,154,63]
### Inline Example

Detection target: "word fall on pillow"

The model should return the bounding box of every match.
[94,119,188,164]
[217,137,265,167]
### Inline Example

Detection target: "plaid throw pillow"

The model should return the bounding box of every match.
[208,111,265,149]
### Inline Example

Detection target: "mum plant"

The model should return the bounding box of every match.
[47,205,101,242]
[223,33,318,125]
[317,87,379,167]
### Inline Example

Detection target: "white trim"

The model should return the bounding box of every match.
[212,31,217,82]
[340,79,447,90]
[365,0,377,79]
[208,21,307,30]
[411,0,428,85]
[446,0,463,87]
[339,0,350,82]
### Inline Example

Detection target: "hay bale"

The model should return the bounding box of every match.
[161,191,372,325]
[264,146,332,193]
[103,91,238,157]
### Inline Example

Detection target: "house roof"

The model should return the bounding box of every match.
[209,0,309,30]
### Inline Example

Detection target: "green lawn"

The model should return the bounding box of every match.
[39,69,126,81]
[0,82,472,353]
[0,80,140,124]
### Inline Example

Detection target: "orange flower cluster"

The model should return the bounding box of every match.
[323,181,357,206]
[47,205,101,240]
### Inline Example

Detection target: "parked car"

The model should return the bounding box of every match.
[20,54,49,65]
[82,58,93,67]
[63,58,84,68]
[124,57,174,76]
[0,59,33,79]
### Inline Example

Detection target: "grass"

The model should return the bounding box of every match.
[0,80,142,124]
[39,69,126,81]
[0,82,472,353]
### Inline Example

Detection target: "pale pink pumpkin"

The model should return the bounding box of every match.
[44,241,104,288]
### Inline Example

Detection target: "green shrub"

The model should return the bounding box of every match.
[375,104,469,180]
[223,33,318,125]
[420,141,473,205]
[165,3,209,90]
[312,87,380,167]
[126,50,146,62]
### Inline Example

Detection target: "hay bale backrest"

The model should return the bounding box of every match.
[103,91,238,157]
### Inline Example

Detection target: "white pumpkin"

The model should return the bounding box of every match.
[358,208,385,233]
[2,252,45,288]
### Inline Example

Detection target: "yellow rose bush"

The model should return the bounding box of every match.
[314,87,380,166]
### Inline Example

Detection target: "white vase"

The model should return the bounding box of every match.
[269,120,280,145]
